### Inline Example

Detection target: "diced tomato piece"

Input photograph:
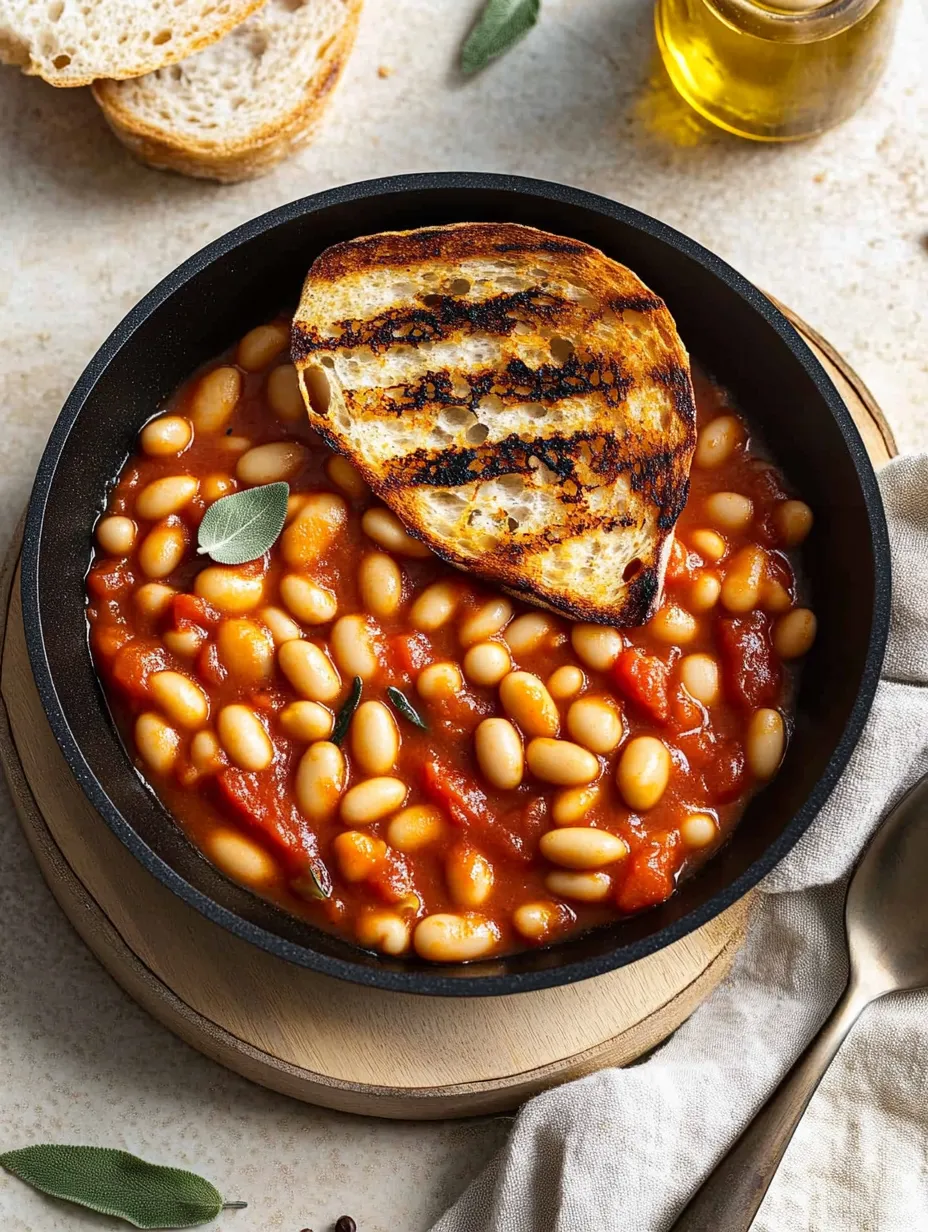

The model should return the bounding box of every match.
[173,593,219,628]
[421,756,533,861]
[668,683,703,733]
[717,612,781,710]
[217,768,316,868]
[496,797,548,862]
[197,641,226,687]
[87,560,133,600]
[615,831,682,913]
[368,850,413,903]
[613,648,669,723]
[674,725,716,772]
[111,639,170,700]
[90,623,132,661]
[665,538,700,584]
[433,688,494,734]
[750,461,790,510]
[390,632,433,678]
[749,463,791,545]
[422,758,489,828]
[701,739,748,801]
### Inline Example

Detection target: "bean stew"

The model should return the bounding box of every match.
[85,316,815,964]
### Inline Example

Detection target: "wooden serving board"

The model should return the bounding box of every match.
[0,306,895,1120]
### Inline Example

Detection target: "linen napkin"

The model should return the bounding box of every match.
[433,455,928,1232]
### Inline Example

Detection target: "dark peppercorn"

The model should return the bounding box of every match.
[335,1218,357,1232]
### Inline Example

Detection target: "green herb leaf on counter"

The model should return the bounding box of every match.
[331,676,363,745]
[461,0,540,75]
[387,686,428,731]
[196,481,289,566]
[0,1145,246,1229]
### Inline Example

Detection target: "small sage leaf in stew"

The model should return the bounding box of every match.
[197,481,289,566]
[387,686,428,731]
[331,676,363,746]
[307,858,333,900]
[460,0,540,75]
[0,1145,242,1229]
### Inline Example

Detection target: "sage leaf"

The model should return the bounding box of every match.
[292,857,333,901]
[197,481,289,566]
[331,676,363,746]
[0,1145,242,1229]
[387,686,428,731]
[461,0,540,75]
[308,858,333,900]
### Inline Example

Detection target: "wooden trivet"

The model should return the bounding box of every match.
[0,306,895,1119]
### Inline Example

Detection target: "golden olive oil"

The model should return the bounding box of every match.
[655,0,901,141]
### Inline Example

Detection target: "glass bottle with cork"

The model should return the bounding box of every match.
[655,0,901,141]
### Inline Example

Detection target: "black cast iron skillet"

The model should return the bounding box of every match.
[21,173,890,996]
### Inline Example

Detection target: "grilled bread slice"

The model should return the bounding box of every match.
[92,0,361,183]
[292,222,697,626]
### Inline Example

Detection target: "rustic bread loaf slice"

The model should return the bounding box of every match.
[92,0,361,183]
[292,222,698,627]
[0,0,266,87]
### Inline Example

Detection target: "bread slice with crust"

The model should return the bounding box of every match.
[292,222,697,627]
[0,0,266,87]
[92,0,361,183]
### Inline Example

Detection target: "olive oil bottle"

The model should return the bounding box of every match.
[655,0,901,141]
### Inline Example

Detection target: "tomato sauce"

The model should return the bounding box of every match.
[85,318,813,962]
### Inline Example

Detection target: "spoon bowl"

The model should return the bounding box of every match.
[672,767,928,1230]
[847,774,928,996]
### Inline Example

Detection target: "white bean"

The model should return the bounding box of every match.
[350,701,400,776]
[96,515,136,556]
[526,738,599,786]
[217,705,274,771]
[746,708,785,778]
[280,574,338,625]
[540,827,628,869]
[340,777,408,825]
[571,624,622,672]
[616,736,671,810]
[459,597,513,647]
[330,614,381,679]
[413,913,500,962]
[446,845,495,908]
[278,639,341,701]
[358,553,403,618]
[236,441,308,486]
[134,712,180,773]
[499,671,560,738]
[474,718,524,789]
[566,696,623,754]
[463,640,512,687]
[296,741,346,821]
[135,475,198,520]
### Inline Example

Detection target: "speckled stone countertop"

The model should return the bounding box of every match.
[1,1,926,1228]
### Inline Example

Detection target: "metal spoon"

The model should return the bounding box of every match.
[671,770,928,1231]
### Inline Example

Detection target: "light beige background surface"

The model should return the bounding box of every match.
[1,0,927,1228]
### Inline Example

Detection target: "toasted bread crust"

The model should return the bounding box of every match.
[293,223,697,625]
[91,0,361,183]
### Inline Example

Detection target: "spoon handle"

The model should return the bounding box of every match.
[669,982,870,1232]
